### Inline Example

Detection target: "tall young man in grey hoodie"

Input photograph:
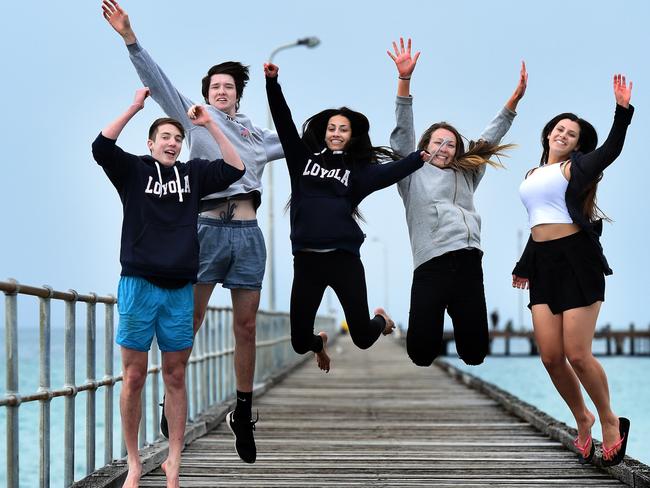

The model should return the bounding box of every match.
[102,0,284,464]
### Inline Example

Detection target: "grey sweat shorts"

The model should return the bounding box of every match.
[196,217,266,290]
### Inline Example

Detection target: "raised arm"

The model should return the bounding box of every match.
[102,0,136,44]
[102,0,195,128]
[92,88,148,185]
[387,37,420,98]
[101,87,149,140]
[504,61,528,113]
[187,105,244,171]
[264,63,308,164]
[478,61,526,144]
[570,74,634,183]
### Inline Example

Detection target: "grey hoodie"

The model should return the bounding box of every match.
[390,96,516,269]
[127,41,284,204]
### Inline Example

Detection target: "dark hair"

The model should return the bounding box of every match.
[301,107,399,165]
[201,61,250,112]
[148,117,185,141]
[540,113,604,221]
[418,121,513,171]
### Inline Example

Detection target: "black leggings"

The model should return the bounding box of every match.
[407,248,489,367]
[290,250,385,354]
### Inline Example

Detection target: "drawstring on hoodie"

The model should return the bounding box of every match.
[173,165,184,203]
[154,161,184,203]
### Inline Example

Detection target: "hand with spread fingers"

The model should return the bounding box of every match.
[101,0,136,44]
[613,73,632,108]
[387,37,420,80]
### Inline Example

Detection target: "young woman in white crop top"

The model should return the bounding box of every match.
[513,75,634,466]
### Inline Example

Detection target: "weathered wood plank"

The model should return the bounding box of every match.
[137,335,627,487]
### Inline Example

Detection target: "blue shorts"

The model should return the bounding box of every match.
[116,276,193,353]
[196,218,266,290]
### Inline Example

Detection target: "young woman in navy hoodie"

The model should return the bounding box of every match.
[264,62,429,372]
[513,75,634,466]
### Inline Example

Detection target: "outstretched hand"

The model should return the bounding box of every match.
[264,63,279,78]
[505,61,528,112]
[512,275,529,290]
[387,37,420,79]
[613,74,632,108]
[512,61,528,102]
[133,87,149,110]
[102,0,135,41]
[187,105,212,126]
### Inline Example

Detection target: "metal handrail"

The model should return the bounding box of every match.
[1,278,338,487]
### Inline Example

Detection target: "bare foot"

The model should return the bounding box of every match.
[315,331,331,373]
[575,410,595,454]
[161,459,180,488]
[601,415,623,461]
[122,460,142,488]
[374,308,395,335]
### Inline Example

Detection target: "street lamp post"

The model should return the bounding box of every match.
[265,37,320,311]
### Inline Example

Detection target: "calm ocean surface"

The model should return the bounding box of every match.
[1,329,648,487]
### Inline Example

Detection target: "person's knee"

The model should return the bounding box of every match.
[162,364,187,390]
[540,352,565,371]
[566,350,591,373]
[233,316,256,344]
[407,343,436,367]
[123,367,147,391]
[291,336,312,355]
[459,351,486,366]
[350,334,373,350]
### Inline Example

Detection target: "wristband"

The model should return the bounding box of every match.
[398,76,411,81]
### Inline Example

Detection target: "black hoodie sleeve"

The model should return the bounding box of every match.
[265,77,309,169]
[194,159,246,198]
[354,151,424,200]
[92,132,137,192]
[512,234,534,279]
[569,104,634,190]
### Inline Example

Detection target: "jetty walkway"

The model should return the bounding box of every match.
[95,334,647,487]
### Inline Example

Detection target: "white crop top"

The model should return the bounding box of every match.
[519,163,573,229]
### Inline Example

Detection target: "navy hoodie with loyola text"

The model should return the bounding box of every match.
[92,133,244,282]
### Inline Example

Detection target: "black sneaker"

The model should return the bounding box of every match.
[226,410,258,463]
[160,394,169,439]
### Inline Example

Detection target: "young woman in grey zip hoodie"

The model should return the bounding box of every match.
[387,38,527,367]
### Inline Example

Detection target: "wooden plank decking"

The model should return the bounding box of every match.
[139,334,625,487]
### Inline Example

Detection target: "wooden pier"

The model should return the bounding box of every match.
[125,334,646,487]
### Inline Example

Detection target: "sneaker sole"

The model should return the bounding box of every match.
[226,411,256,464]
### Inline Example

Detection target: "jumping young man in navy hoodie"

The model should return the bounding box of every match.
[92,87,244,488]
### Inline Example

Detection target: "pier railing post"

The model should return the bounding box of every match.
[104,300,115,465]
[64,290,78,487]
[39,287,52,488]
[5,282,20,488]
[85,294,97,475]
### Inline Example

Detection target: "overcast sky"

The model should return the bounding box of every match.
[1,0,648,331]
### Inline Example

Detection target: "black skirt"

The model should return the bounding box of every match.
[528,231,605,314]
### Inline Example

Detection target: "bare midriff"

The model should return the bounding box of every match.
[199,198,257,221]
[531,222,581,242]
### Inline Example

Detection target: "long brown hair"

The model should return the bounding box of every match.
[540,113,607,222]
[417,122,514,172]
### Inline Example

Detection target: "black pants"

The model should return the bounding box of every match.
[407,248,489,366]
[290,250,385,353]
